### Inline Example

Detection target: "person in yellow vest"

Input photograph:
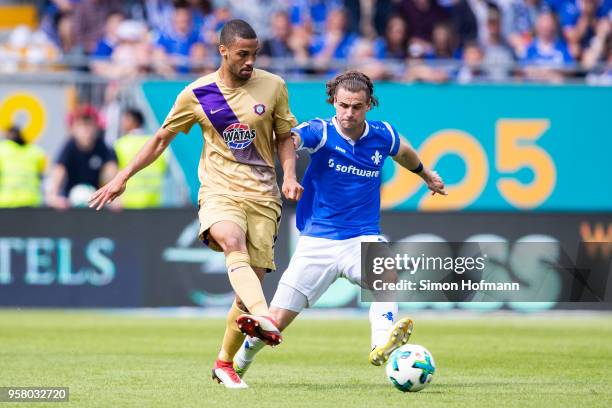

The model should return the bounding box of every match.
[0,126,47,207]
[114,108,168,208]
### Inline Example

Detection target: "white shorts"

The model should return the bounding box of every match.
[271,234,385,312]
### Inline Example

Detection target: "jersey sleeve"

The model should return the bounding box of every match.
[382,121,401,157]
[292,119,325,152]
[162,87,197,134]
[273,81,298,135]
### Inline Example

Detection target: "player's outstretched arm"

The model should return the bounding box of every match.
[276,131,304,201]
[393,139,447,196]
[88,127,178,210]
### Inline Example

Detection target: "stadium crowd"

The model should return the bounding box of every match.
[0,0,610,83]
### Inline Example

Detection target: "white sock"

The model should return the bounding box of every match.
[369,302,398,349]
[234,336,266,366]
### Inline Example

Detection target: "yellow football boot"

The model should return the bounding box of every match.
[369,317,414,366]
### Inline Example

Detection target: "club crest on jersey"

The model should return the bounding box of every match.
[223,123,256,149]
[253,104,266,116]
[372,150,382,165]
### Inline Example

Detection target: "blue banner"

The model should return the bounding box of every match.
[142,81,612,211]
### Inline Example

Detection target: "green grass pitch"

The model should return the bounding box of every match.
[0,310,611,407]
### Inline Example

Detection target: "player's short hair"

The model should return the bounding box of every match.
[326,70,379,106]
[219,19,257,47]
[124,108,144,127]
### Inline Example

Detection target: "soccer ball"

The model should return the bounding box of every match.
[385,344,436,392]
[69,184,96,207]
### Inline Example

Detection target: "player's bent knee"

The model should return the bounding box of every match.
[219,235,246,253]
[209,223,247,253]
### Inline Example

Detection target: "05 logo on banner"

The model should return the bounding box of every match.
[382,119,556,210]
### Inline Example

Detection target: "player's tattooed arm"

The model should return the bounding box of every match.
[393,139,447,196]
[276,131,304,201]
[89,127,178,210]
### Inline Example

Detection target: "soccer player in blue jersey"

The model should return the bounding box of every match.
[235,71,446,375]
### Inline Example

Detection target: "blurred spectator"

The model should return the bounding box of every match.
[582,16,611,67]
[143,0,175,37]
[141,0,213,34]
[430,23,459,58]
[401,22,460,74]
[259,11,310,74]
[89,12,125,75]
[47,106,117,210]
[456,41,485,81]
[374,15,409,60]
[290,0,343,35]
[198,5,232,45]
[188,0,215,30]
[114,109,168,208]
[143,0,215,36]
[91,12,125,61]
[444,0,479,44]
[546,0,569,12]
[39,0,79,46]
[56,11,78,59]
[498,0,548,58]
[72,0,124,54]
[94,20,153,79]
[349,38,389,79]
[466,0,492,44]
[395,0,449,42]
[523,12,574,64]
[227,0,289,39]
[310,8,359,70]
[585,30,612,83]
[522,11,574,82]
[404,39,451,82]
[0,25,60,72]
[0,127,47,208]
[482,5,517,80]
[186,0,216,50]
[374,0,395,36]
[343,0,362,33]
[154,2,206,74]
[560,0,611,58]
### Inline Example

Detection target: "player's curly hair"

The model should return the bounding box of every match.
[326,70,379,107]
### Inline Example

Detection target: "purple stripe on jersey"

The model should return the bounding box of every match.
[193,83,269,167]
[194,83,236,136]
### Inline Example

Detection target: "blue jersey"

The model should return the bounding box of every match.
[293,117,401,240]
